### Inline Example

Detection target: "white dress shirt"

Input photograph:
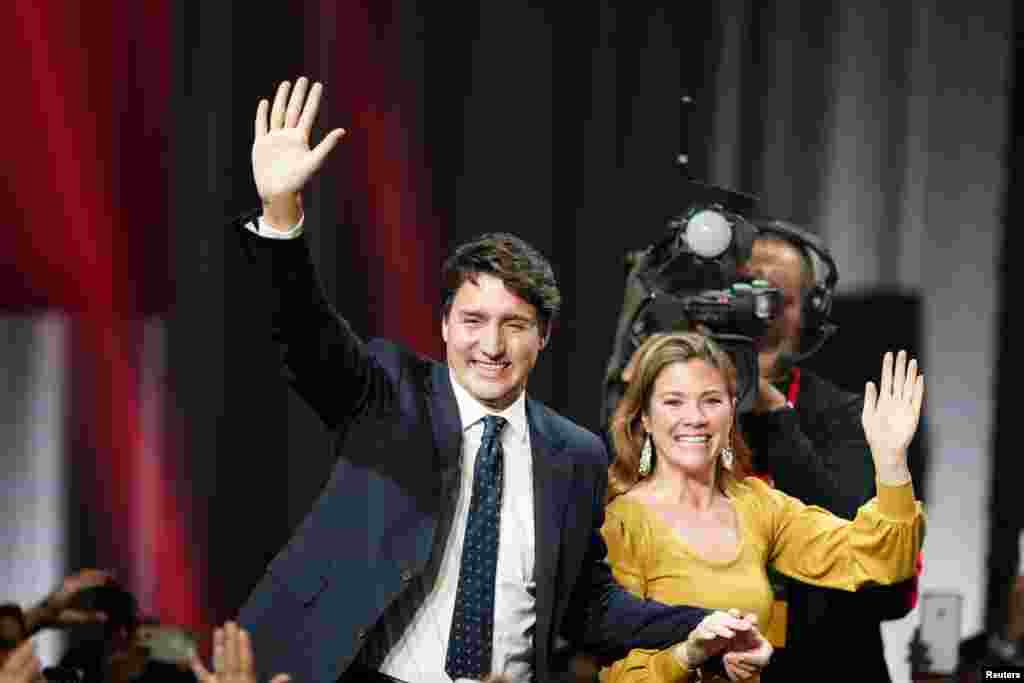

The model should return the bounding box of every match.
[381,374,536,683]
[248,217,539,682]
[246,214,305,239]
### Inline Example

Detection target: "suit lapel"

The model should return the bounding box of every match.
[420,363,464,583]
[428,363,463,472]
[528,399,575,663]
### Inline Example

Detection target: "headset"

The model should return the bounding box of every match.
[751,217,840,366]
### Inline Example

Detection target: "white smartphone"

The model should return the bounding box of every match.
[919,591,962,674]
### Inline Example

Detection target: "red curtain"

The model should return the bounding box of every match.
[5,0,206,636]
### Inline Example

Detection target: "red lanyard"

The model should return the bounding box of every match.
[786,367,802,407]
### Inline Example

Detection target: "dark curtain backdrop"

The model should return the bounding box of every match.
[169,0,721,623]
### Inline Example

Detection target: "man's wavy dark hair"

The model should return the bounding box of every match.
[441,232,561,335]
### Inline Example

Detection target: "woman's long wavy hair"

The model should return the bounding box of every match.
[607,332,753,503]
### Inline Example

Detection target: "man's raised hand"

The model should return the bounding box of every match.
[252,77,345,230]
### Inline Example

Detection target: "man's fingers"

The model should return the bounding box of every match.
[256,99,269,138]
[305,128,346,175]
[298,81,324,137]
[270,81,292,130]
[269,676,292,683]
[285,77,309,129]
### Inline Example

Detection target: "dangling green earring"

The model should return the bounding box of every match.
[720,446,735,470]
[639,434,653,477]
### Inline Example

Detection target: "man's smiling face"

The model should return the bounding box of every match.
[442,272,549,411]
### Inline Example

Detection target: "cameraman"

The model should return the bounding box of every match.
[737,224,919,682]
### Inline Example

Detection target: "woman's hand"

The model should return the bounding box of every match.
[671,609,752,669]
[721,616,772,681]
[862,350,924,486]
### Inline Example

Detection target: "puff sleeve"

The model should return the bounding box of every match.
[746,477,925,591]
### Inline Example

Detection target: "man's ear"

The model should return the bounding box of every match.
[441,313,449,344]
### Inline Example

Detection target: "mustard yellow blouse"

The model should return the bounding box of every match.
[599,476,925,683]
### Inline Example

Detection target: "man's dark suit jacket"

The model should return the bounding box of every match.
[232,217,710,683]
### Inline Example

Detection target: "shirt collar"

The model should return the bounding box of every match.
[448,369,528,444]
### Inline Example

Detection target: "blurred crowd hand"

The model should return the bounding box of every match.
[191,622,291,683]
[0,568,116,659]
[24,568,116,634]
[0,641,40,683]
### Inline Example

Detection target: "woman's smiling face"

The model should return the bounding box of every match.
[642,358,734,477]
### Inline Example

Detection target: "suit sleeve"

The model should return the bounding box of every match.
[231,211,395,429]
[560,466,711,663]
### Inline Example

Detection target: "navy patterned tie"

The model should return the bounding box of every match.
[445,415,507,681]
